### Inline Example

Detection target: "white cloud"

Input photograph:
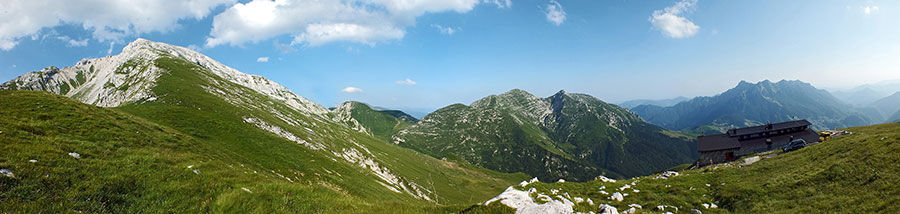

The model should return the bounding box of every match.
[56,36,89,47]
[431,24,460,35]
[205,0,506,48]
[256,57,269,62]
[545,0,567,26]
[106,42,115,55]
[0,0,235,51]
[187,44,202,51]
[484,0,512,8]
[649,0,700,38]
[864,6,880,15]
[342,87,363,93]
[396,78,417,85]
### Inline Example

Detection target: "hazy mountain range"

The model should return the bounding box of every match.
[630,80,876,132]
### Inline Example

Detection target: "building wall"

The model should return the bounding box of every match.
[698,149,738,166]
[736,139,790,156]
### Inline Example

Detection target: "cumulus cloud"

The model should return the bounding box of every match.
[56,36,89,47]
[205,0,506,48]
[342,87,363,93]
[431,24,460,35]
[257,57,269,62]
[864,6,880,15]
[649,0,700,38]
[0,0,235,51]
[545,0,566,26]
[396,78,417,85]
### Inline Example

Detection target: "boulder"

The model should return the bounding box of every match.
[0,169,13,178]
[609,192,624,201]
[598,204,619,214]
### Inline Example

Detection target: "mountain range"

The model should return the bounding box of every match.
[389,89,698,181]
[0,39,526,212]
[3,38,898,213]
[630,80,875,132]
[617,96,690,109]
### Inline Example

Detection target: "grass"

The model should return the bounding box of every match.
[339,101,415,142]
[0,55,528,213]
[466,122,900,213]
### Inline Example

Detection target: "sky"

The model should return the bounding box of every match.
[1,0,899,115]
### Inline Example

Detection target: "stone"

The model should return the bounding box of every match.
[598,204,619,214]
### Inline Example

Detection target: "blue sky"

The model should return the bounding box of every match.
[1,0,899,114]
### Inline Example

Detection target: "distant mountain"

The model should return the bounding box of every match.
[631,80,874,131]
[618,96,690,109]
[333,101,417,141]
[0,39,524,212]
[393,89,698,181]
[868,92,900,123]
[889,110,900,123]
[831,87,888,107]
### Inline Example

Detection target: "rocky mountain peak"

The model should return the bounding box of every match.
[2,38,331,117]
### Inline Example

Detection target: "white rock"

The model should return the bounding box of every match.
[68,152,81,159]
[573,197,584,204]
[557,179,566,183]
[655,171,679,179]
[628,204,642,209]
[598,204,619,214]
[241,187,252,193]
[710,203,718,209]
[587,198,595,206]
[689,208,703,214]
[28,159,38,163]
[609,192,624,201]
[485,187,574,214]
[742,156,761,165]
[599,190,609,195]
[632,189,640,193]
[537,194,552,202]
[192,169,201,174]
[0,169,13,178]
[187,165,193,169]
[596,176,617,182]
[618,184,631,191]
[621,207,635,214]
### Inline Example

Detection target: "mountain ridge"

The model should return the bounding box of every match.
[0,38,526,212]
[392,88,697,181]
[631,79,874,131]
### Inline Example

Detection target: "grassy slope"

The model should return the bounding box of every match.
[117,57,528,210]
[0,56,526,213]
[468,122,900,213]
[397,92,696,182]
[343,101,415,142]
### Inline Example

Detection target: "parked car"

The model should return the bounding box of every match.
[782,139,807,152]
